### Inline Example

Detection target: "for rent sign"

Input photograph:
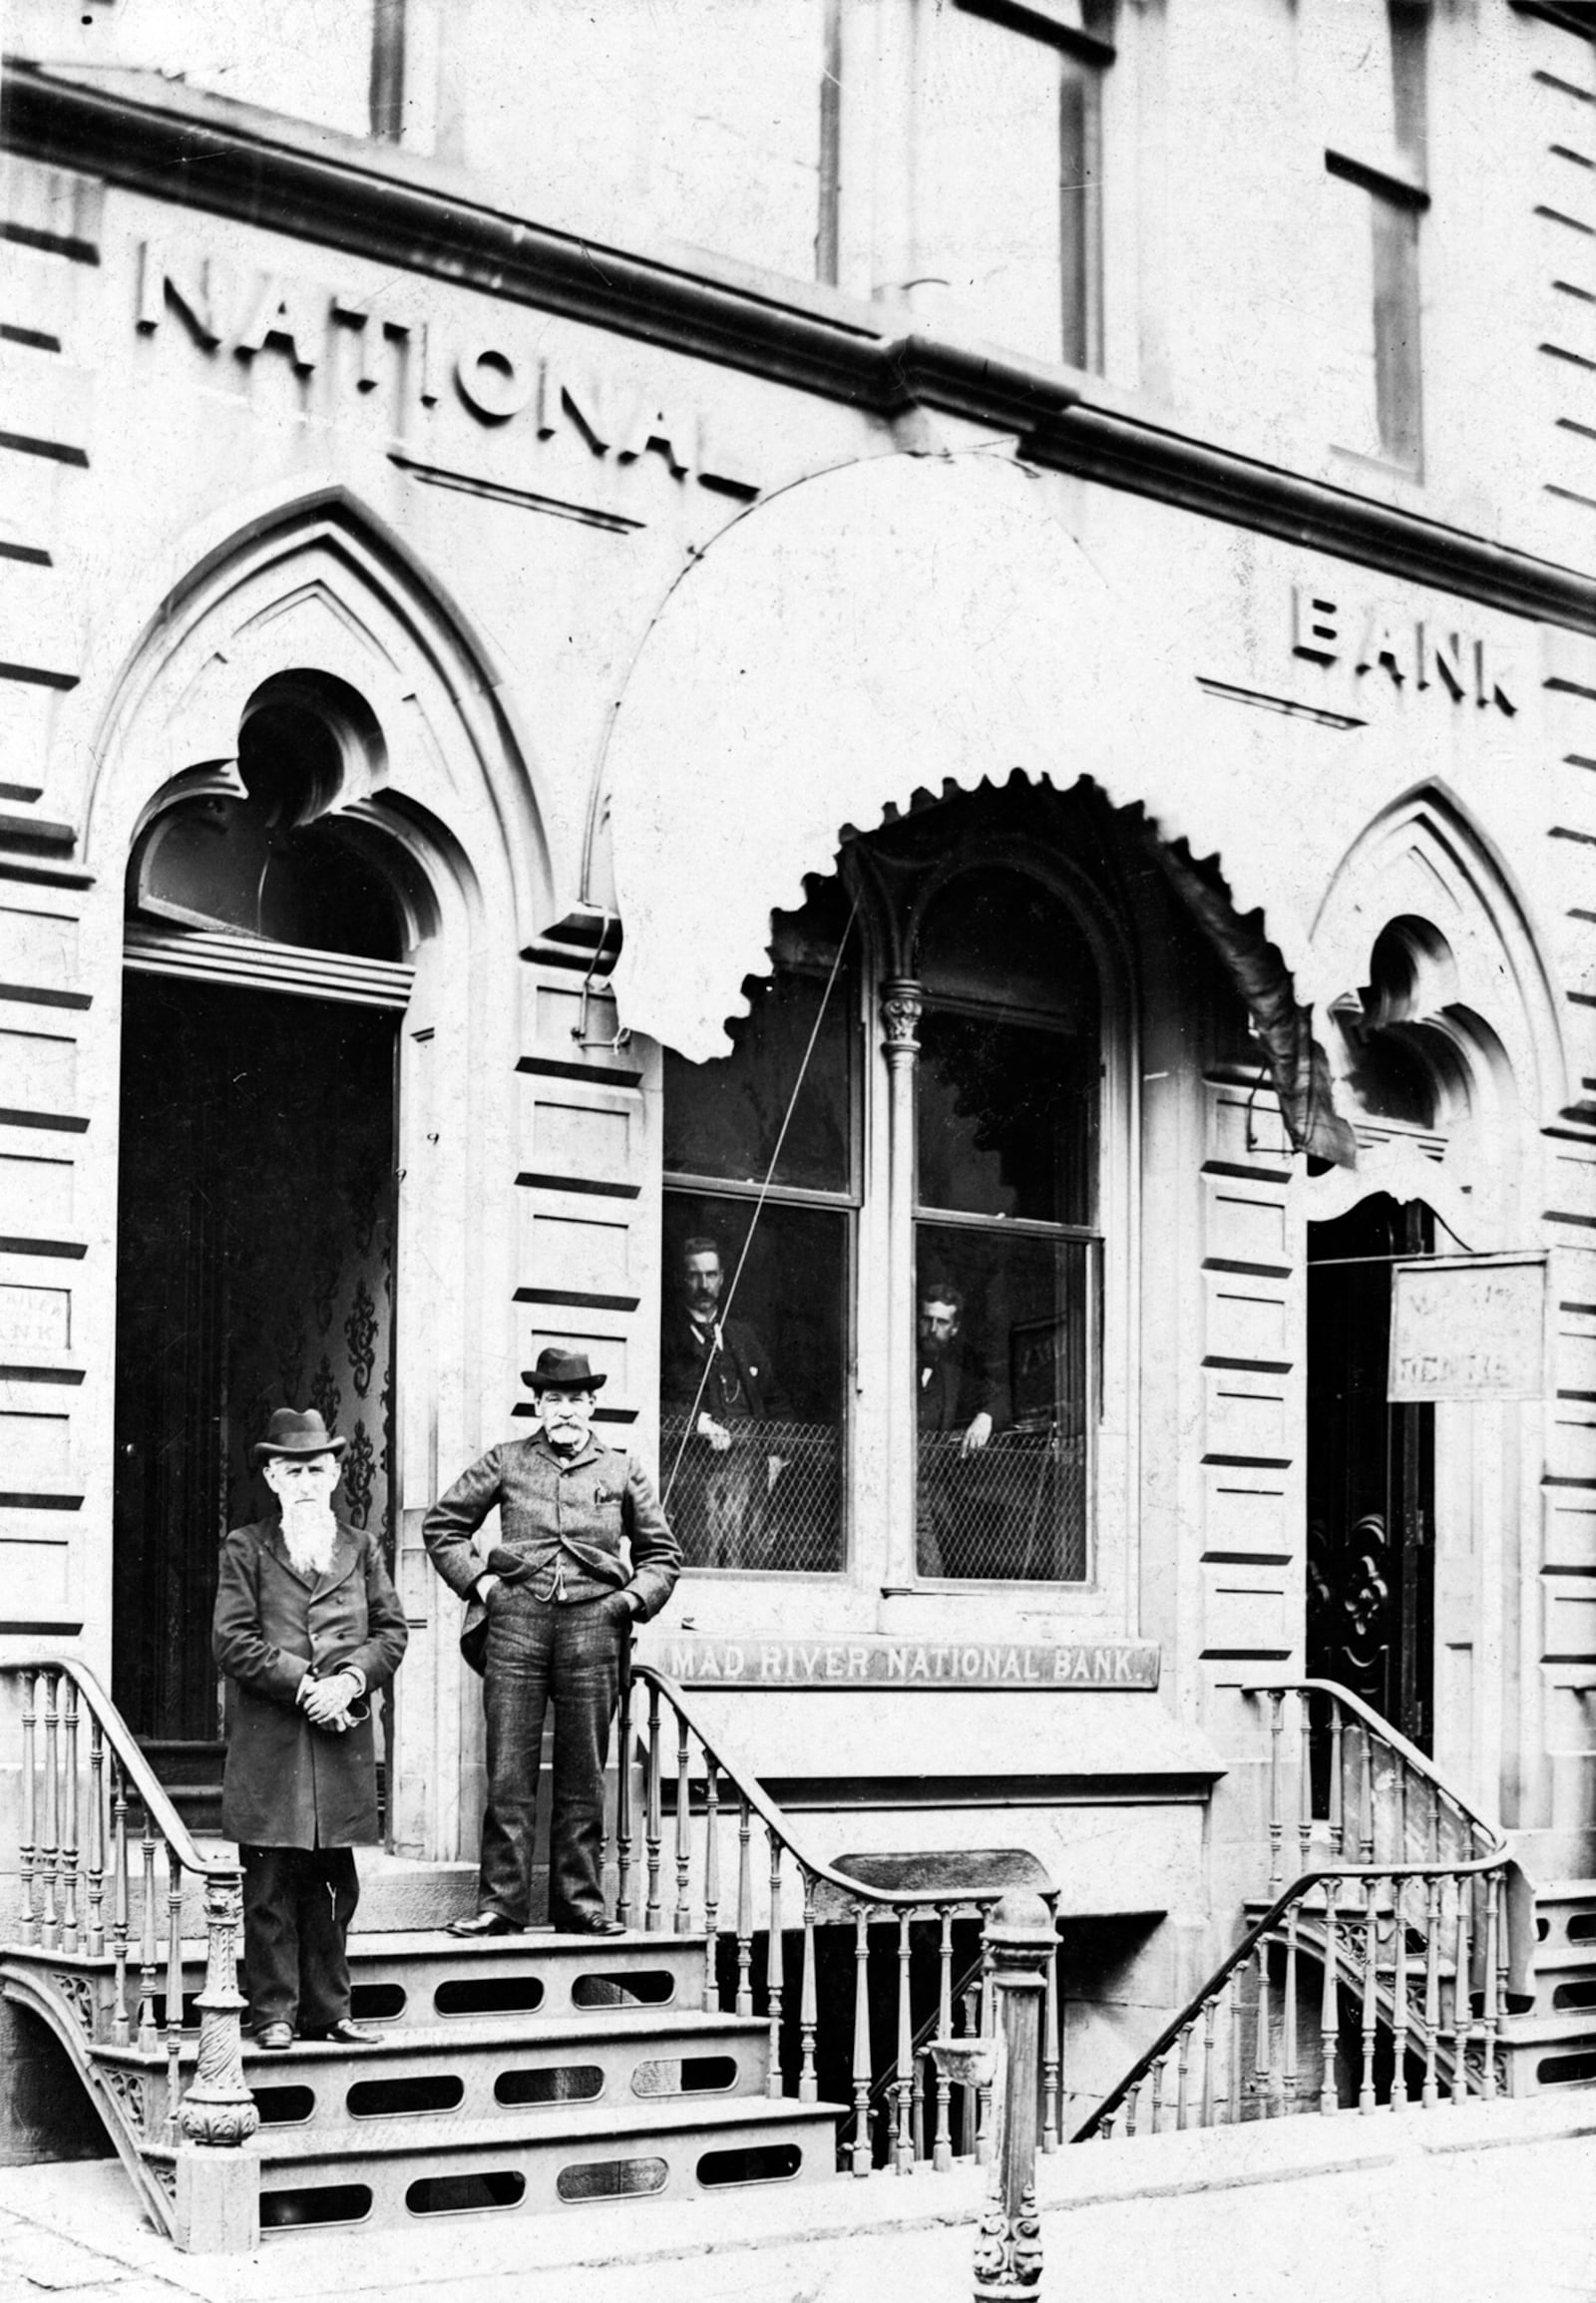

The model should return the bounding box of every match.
[1388,1254,1548,1403]
[646,1636,1161,1690]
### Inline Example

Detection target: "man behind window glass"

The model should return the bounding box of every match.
[916,1280,995,1576]
[659,1236,775,1568]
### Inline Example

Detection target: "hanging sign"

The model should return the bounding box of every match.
[1388,1253,1548,1403]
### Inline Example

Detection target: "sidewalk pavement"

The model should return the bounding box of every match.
[2,2095,1595,2303]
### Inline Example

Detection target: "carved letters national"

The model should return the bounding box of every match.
[135,238,757,499]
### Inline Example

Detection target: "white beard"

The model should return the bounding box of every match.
[280,1500,338,1578]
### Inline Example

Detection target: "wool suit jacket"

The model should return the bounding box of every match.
[917,1343,996,1436]
[659,1314,773,1422]
[213,1515,408,1849]
[423,1431,680,1676]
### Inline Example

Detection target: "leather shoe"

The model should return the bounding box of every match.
[301,2019,383,2046]
[446,1910,523,1938]
[253,2022,294,2052]
[564,1915,627,1937]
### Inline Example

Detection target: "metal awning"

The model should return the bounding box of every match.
[598,446,1303,1065]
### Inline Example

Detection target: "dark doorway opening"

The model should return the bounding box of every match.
[113,974,398,1742]
[1306,1194,1434,1750]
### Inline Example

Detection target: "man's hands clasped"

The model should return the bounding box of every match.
[298,1670,366,1733]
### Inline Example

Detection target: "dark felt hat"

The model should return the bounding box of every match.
[527,1346,606,1393]
[252,1406,347,1463]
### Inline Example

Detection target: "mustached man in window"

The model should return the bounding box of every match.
[659,1235,776,1568]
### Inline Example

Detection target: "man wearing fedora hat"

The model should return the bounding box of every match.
[423,1347,680,1937]
[213,1407,409,2049]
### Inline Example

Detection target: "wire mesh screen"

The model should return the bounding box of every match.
[915,1427,1087,1582]
[661,1415,844,1574]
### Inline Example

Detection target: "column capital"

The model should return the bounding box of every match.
[881,976,924,1053]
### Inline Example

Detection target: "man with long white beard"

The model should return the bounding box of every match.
[213,1408,408,2050]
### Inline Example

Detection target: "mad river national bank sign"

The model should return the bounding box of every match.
[646,1635,1162,1691]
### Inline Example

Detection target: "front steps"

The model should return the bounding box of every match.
[1502,1879,1596,2096]
[0,1926,844,2239]
[1234,1874,1596,2104]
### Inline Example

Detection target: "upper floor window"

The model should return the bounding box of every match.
[658,823,1106,1589]
[920,0,1111,370]
[1320,2,1428,471]
[24,0,412,143]
[438,0,841,283]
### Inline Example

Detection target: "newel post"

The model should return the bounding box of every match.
[972,1890,1055,2302]
[174,1871,259,2253]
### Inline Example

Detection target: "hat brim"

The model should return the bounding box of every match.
[523,1369,607,1393]
[253,1436,348,1463]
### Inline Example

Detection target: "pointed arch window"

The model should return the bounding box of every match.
[658,823,1107,1588]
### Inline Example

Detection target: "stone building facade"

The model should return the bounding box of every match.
[2,0,1595,2143]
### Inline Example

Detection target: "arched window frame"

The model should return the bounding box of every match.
[658,812,1138,1616]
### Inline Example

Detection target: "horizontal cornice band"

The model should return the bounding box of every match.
[1024,408,1596,634]
[7,59,1596,635]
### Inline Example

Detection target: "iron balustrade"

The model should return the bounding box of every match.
[613,1662,1063,2173]
[1,1654,1064,2189]
[1,1658,257,2155]
[1072,1680,1513,2140]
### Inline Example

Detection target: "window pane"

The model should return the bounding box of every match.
[1371,192,1421,469]
[663,965,853,1193]
[919,865,1097,1021]
[917,1013,1094,1224]
[444,0,831,281]
[89,0,377,136]
[1322,175,1385,463]
[916,867,1097,1222]
[918,7,1098,367]
[915,1227,1090,1583]
[660,1194,846,1574]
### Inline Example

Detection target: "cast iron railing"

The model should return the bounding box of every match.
[0,1658,258,2154]
[612,1661,1060,2171]
[1071,1680,1512,2139]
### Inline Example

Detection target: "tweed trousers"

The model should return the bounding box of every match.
[479,1587,624,1929]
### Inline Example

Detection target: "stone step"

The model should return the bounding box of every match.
[2,1926,717,2048]
[143,2093,845,2233]
[337,1928,714,2023]
[1497,2007,1596,2092]
[90,2009,776,2135]
[1527,1880,1596,1906]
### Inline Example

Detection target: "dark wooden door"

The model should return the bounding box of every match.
[113,973,397,1742]
[1306,1196,1434,1750]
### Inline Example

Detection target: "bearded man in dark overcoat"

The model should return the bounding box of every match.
[213,1407,409,2050]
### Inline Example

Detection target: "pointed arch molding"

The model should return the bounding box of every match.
[598,448,1295,1061]
[79,482,554,936]
[1307,785,1570,1122]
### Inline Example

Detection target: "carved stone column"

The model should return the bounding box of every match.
[880,978,922,1593]
[174,1871,259,2253]
[971,1890,1056,2302]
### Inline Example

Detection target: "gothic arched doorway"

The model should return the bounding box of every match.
[113,683,411,1747]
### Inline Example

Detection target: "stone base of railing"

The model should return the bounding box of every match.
[174,2143,259,2254]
